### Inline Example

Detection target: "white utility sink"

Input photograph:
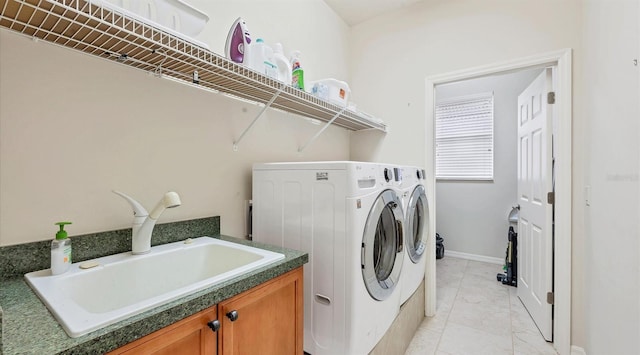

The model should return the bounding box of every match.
[25,237,284,338]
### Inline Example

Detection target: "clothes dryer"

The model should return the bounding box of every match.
[252,161,405,355]
[399,166,429,304]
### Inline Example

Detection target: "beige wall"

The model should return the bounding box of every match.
[0,0,351,245]
[581,0,639,353]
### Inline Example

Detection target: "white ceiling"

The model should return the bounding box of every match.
[323,0,424,26]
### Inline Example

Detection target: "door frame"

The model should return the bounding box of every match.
[423,49,572,355]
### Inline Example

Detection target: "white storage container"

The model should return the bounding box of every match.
[311,78,351,107]
[92,0,210,48]
[155,0,209,37]
[130,0,209,37]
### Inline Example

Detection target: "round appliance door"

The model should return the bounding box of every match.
[361,189,405,301]
[406,185,429,263]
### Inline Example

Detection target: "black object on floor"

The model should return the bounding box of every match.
[496,226,517,287]
[436,233,445,259]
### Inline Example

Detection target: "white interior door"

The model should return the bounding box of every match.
[517,68,554,341]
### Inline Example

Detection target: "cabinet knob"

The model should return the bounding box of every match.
[207,320,220,332]
[226,310,239,322]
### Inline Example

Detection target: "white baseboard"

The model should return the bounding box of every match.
[444,250,504,265]
[571,345,587,355]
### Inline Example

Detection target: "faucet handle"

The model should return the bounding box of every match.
[112,190,149,224]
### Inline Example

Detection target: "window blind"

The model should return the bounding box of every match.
[435,93,494,180]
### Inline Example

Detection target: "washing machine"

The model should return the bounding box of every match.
[252,161,405,355]
[399,165,429,305]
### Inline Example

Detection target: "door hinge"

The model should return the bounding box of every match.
[547,292,554,305]
[547,91,556,104]
[547,192,555,205]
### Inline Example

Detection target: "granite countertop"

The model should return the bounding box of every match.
[0,234,307,354]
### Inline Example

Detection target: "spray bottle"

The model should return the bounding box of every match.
[290,50,304,90]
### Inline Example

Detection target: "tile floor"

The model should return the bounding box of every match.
[405,257,558,355]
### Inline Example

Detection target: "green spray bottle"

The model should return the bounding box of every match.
[290,50,305,91]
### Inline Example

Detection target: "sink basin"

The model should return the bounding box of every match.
[24,237,284,338]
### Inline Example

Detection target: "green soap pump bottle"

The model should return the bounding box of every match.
[51,222,72,275]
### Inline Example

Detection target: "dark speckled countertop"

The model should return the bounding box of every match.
[0,217,308,354]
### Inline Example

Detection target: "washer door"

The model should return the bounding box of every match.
[406,185,429,263]
[361,189,404,301]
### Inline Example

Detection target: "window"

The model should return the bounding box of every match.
[435,92,494,180]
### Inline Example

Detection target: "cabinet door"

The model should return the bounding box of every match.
[108,307,218,355]
[218,267,303,355]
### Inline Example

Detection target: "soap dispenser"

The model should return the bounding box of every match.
[51,221,72,275]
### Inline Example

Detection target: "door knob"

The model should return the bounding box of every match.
[226,310,239,322]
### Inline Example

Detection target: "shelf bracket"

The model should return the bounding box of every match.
[298,107,346,153]
[152,49,168,77]
[233,84,286,151]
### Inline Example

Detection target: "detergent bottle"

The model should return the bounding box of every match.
[272,43,292,85]
[248,38,278,79]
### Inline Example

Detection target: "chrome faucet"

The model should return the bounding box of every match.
[113,190,182,254]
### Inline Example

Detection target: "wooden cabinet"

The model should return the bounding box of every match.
[218,267,303,355]
[108,308,218,355]
[109,267,303,355]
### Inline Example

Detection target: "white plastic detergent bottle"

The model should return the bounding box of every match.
[272,43,292,85]
[248,38,277,79]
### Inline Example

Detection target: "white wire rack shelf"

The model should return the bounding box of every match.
[0,0,387,135]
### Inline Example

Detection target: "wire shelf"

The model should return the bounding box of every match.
[0,0,387,132]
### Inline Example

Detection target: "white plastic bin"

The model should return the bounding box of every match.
[311,79,351,107]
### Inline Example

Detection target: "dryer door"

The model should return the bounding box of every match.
[361,189,405,301]
[406,185,429,263]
